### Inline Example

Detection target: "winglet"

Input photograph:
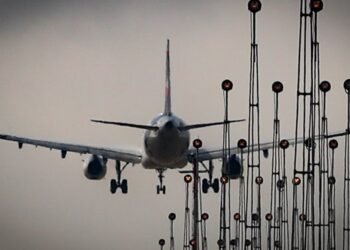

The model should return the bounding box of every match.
[164,39,172,116]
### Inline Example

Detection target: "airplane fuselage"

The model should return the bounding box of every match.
[142,114,190,169]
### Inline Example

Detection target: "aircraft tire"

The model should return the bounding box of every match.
[202,179,209,194]
[121,179,128,194]
[213,178,220,193]
[110,179,117,194]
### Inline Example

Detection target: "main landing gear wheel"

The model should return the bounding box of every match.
[110,179,117,194]
[156,169,166,195]
[212,178,219,193]
[121,179,128,194]
[110,160,129,194]
[202,178,220,193]
[110,178,128,194]
[202,179,210,194]
[157,185,166,194]
[200,160,219,194]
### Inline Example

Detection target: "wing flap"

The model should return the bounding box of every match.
[0,134,142,164]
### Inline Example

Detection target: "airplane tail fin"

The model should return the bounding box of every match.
[164,39,172,116]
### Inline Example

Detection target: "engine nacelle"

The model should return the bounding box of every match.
[222,154,243,179]
[84,155,107,180]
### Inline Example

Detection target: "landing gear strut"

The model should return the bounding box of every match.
[110,160,129,194]
[156,169,166,195]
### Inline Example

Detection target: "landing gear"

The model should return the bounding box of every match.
[202,178,219,193]
[157,184,166,194]
[156,169,166,195]
[201,160,220,193]
[110,160,129,194]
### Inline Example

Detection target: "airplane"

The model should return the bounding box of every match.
[0,40,347,194]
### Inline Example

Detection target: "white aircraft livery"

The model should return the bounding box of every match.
[0,40,346,194]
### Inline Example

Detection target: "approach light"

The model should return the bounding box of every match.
[248,0,262,13]
[310,0,323,12]
[304,138,315,149]
[217,239,225,246]
[193,138,202,149]
[201,213,209,221]
[184,174,192,183]
[344,79,350,93]
[168,213,176,221]
[274,241,281,248]
[234,213,241,221]
[220,176,229,184]
[159,239,165,246]
[265,213,273,221]
[329,139,338,149]
[328,176,336,185]
[255,176,263,185]
[221,79,233,91]
[277,179,285,190]
[189,239,196,246]
[319,80,331,92]
[252,213,259,221]
[292,177,301,186]
[279,139,289,149]
[272,81,283,93]
[230,239,237,246]
[237,138,247,149]
[299,213,307,221]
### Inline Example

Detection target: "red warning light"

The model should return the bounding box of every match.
[255,176,263,185]
[201,213,209,221]
[220,176,229,184]
[168,213,176,221]
[252,213,259,221]
[344,79,350,93]
[193,138,202,149]
[292,177,301,186]
[310,0,323,12]
[328,176,336,185]
[237,138,247,149]
[217,239,225,246]
[272,81,283,93]
[277,179,285,190]
[248,0,262,13]
[299,214,307,221]
[329,139,338,149]
[279,139,289,149]
[265,213,273,221]
[184,174,192,183]
[189,239,196,246]
[221,79,233,91]
[159,239,165,246]
[319,81,331,92]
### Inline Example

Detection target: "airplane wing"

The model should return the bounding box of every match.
[191,130,349,162]
[0,134,142,164]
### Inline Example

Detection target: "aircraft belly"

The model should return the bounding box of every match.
[144,134,188,168]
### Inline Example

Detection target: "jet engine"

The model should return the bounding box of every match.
[222,154,243,179]
[84,155,107,180]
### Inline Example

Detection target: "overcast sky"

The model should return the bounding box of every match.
[0,0,349,249]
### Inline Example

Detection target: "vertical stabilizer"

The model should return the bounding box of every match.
[164,39,172,116]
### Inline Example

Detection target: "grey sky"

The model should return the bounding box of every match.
[0,0,349,249]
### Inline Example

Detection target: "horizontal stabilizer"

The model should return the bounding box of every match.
[91,119,158,131]
[179,119,245,131]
